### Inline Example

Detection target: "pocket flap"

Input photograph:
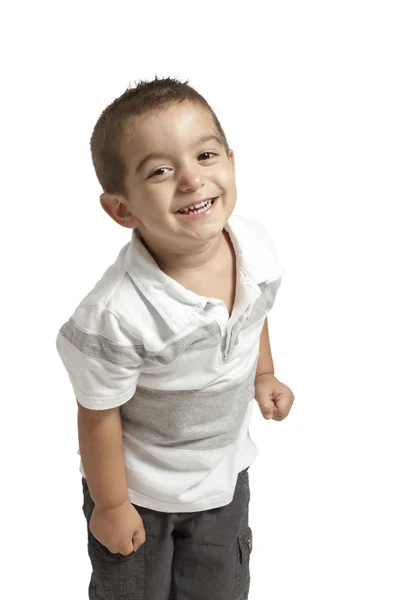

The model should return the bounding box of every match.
[238,526,253,563]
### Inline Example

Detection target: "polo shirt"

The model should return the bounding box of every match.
[56,214,284,512]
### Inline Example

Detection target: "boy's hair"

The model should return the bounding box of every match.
[90,77,230,197]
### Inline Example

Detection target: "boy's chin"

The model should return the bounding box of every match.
[179,221,226,243]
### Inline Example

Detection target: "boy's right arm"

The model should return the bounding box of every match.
[78,402,146,554]
[78,402,129,509]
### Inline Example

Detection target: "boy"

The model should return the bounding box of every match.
[56,77,294,600]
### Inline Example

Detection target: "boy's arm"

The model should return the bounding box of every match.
[77,401,129,509]
[254,318,295,420]
[255,318,274,380]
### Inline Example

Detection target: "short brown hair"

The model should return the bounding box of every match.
[90,76,230,196]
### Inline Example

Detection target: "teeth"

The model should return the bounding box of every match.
[178,199,214,214]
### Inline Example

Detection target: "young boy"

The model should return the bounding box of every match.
[56,77,294,600]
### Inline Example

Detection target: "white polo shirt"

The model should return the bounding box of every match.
[56,214,284,512]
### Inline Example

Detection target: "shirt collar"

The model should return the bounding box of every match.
[124,215,283,333]
[225,215,284,285]
[125,231,206,333]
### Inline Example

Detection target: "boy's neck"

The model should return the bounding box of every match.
[139,230,228,277]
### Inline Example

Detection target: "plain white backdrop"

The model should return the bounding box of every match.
[2,1,399,598]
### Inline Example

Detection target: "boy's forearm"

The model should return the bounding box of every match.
[77,403,129,509]
[255,318,274,380]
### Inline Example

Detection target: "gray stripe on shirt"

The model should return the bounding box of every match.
[59,318,144,366]
[149,321,221,365]
[120,360,257,450]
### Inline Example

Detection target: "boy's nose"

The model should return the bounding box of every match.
[178,168,205,192]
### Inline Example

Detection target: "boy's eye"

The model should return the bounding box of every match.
[198,152,217,161]
[148,167,169,178]
[148,152,217,178]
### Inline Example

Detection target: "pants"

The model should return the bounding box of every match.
[81,468,253,599]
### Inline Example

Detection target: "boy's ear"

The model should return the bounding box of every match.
[100,193,139,229]
[228,149,235,173]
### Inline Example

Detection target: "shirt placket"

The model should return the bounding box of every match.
[222,278,260,361]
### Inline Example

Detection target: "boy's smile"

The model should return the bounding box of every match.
[175,196,218,218]
[100,101,236,258]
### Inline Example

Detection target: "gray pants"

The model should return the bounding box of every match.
[82,468,253,599]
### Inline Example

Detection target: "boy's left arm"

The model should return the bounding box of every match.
[254,318,295,420]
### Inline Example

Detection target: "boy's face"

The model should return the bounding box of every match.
[101,101,236,253]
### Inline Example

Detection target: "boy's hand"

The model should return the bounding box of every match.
[90,499,146,555]
[255,374,294,421]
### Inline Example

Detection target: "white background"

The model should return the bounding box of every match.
[2,1,399,598]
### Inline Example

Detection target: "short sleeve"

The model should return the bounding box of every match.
[56,305,144,410]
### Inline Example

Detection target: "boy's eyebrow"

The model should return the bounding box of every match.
[197,135,224,147]
[135,135,224,174]
[135,153,167,174]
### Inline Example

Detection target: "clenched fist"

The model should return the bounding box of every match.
[255,374,295,421]
[90,499,146,555]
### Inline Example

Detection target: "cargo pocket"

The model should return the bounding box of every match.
[234,526,252,600]
[88,539,145,600]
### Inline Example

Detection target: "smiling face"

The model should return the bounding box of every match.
[100,101,236,255]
